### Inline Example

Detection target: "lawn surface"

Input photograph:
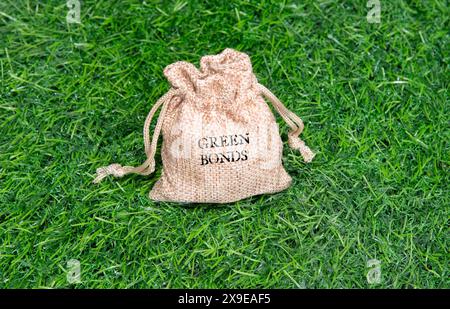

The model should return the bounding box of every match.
[0,0,448,288]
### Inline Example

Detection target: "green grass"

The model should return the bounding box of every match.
[0,0,448,288]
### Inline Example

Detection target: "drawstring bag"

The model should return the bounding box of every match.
[93,48,314,203]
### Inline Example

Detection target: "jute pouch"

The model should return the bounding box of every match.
[94,48,314,203]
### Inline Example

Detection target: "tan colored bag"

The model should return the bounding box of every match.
[94,48,314,203]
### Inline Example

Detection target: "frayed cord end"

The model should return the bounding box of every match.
[93,163,130,184]
[288,135,315,163]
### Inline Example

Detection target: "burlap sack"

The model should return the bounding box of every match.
[94,48,314,203]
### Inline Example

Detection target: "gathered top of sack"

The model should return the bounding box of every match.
[165,49,256,108]
[93,48,315,203]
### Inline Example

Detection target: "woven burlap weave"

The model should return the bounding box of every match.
[94,48,314,203]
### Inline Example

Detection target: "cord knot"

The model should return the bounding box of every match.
[93,163,129,184]
[288,134,315,163]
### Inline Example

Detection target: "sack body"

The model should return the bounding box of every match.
[94,49,314,203]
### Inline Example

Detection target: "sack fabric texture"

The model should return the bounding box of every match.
[94,48,314,203]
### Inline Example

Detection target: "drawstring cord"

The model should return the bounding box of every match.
[258,84,315,163]
[93,83,313,184]
[93,89,179,184]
